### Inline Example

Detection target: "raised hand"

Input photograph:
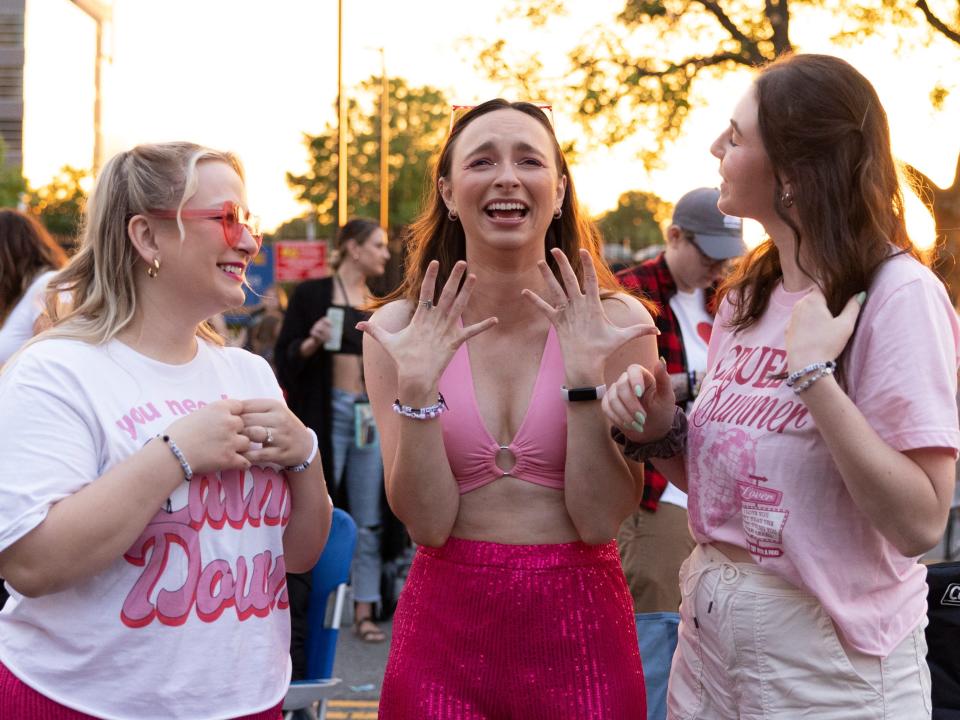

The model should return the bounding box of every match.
[357,260,498,397]
[785,289,865,374]
[522,247,659,381]
[237,398,315,468]
[163,399,251,474]
[602,361,677,443]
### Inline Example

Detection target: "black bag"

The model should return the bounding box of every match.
[927,561,960,718]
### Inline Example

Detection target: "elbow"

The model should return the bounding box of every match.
[571,517,619,546]
[407,527,451,548]
[0,566,60,598]
[897,527,943,559]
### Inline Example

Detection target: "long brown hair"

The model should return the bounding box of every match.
[372,99,619,308]
[721,54,918,336]
[0,210,68,324]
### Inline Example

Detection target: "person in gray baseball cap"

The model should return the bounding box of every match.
[614,186,745,720]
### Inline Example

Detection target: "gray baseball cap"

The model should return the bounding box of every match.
[672,187,746,260]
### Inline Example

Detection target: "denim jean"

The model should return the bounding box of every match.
[636,612,680,720]
[330,388,383,604]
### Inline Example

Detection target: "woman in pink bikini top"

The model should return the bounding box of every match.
[360,100,660,720]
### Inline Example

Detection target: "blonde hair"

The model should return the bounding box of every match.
[39,142,244,347]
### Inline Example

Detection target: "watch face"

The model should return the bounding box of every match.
[565,386,603,402]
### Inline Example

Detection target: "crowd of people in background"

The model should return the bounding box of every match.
[0,51,957,720]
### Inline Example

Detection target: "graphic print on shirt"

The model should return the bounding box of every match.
[737,475,789,558]
[696,321,712,345]
[111,395,291,629]
[688,342,810,559]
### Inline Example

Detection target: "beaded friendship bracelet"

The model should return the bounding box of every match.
[159,434,193,481]
[785,360,836,388]
[792,364,836,394]
[392,393,448,420]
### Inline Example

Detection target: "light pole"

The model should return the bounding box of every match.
[69,0,111,175]
[337,0,347,228]
[379,48,388,231]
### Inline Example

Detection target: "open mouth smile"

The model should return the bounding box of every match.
[483,200,529,221]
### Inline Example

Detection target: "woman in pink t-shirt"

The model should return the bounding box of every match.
[604,54,959,718]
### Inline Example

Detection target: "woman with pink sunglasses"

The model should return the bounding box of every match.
[0,142,332,720]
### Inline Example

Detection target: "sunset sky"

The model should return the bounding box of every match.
[20,0,960,246]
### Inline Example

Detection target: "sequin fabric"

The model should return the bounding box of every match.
[379,537,646,719]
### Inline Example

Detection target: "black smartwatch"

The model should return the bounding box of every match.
[561,384,606,402]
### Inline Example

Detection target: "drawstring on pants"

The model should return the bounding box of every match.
[682,555,742,629]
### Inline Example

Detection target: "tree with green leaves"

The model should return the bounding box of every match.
[286,76,449,240]
[595,190,668,251]
[474,0,960,297]
[0,137,25,208]
[25,166,89,245]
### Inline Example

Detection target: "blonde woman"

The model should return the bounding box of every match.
[0,142,332,720]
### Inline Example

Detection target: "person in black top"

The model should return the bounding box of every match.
[275,218,392,664]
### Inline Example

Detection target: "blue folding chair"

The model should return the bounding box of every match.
[283,508,358,720]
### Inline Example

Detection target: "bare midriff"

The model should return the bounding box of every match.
[332,354,365,395]
[451,475,581,545]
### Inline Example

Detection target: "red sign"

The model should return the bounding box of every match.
[274,241,329,281]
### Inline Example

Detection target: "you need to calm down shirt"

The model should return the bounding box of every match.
[0,338,293,720]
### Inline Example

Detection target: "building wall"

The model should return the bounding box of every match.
[0,0,23,168]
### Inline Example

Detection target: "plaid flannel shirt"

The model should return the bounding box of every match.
[615,252,716,511]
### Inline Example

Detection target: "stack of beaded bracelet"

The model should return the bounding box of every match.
[392,393,448,420]
[785,360,836,394]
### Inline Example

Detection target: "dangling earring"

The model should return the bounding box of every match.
[448,209,458,222]
[780,190,794,208]
[147,257,160,278]
[553,207,562,219]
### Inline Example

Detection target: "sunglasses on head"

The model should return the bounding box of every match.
[449,103,554,133]
[147,201,263,253]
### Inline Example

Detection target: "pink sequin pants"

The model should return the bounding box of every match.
[379,537,646,719]
[0,661,283,720]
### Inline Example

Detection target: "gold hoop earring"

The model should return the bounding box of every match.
[147,257,160,278]
[553,208,562,219]
[448,209,458,222]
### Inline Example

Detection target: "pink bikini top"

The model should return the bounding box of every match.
[438,326,567,494]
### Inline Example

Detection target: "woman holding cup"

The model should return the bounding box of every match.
[275,217,392,652]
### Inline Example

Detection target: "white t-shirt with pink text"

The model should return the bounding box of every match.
[0,338,292,719]
[687,252,960,656]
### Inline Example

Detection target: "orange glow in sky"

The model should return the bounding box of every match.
[21,0,958,251]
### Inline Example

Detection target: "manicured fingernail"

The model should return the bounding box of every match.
[660,356,667,367]
[635,384,644,397]
[632,420,645,432]
[856,291,867,305]
[635,410,646,424]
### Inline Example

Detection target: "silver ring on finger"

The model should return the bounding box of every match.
[420,300,433,309]
[264,427,273,446]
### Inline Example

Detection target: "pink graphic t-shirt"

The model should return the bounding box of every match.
[687,252,960,656]
[0,338,292,720]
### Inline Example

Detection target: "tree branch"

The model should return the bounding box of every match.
[916,0,960,45]
[953,149,960,192]
[695,0,767,64]
[632,51,757,79]
[765,0,793,54]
